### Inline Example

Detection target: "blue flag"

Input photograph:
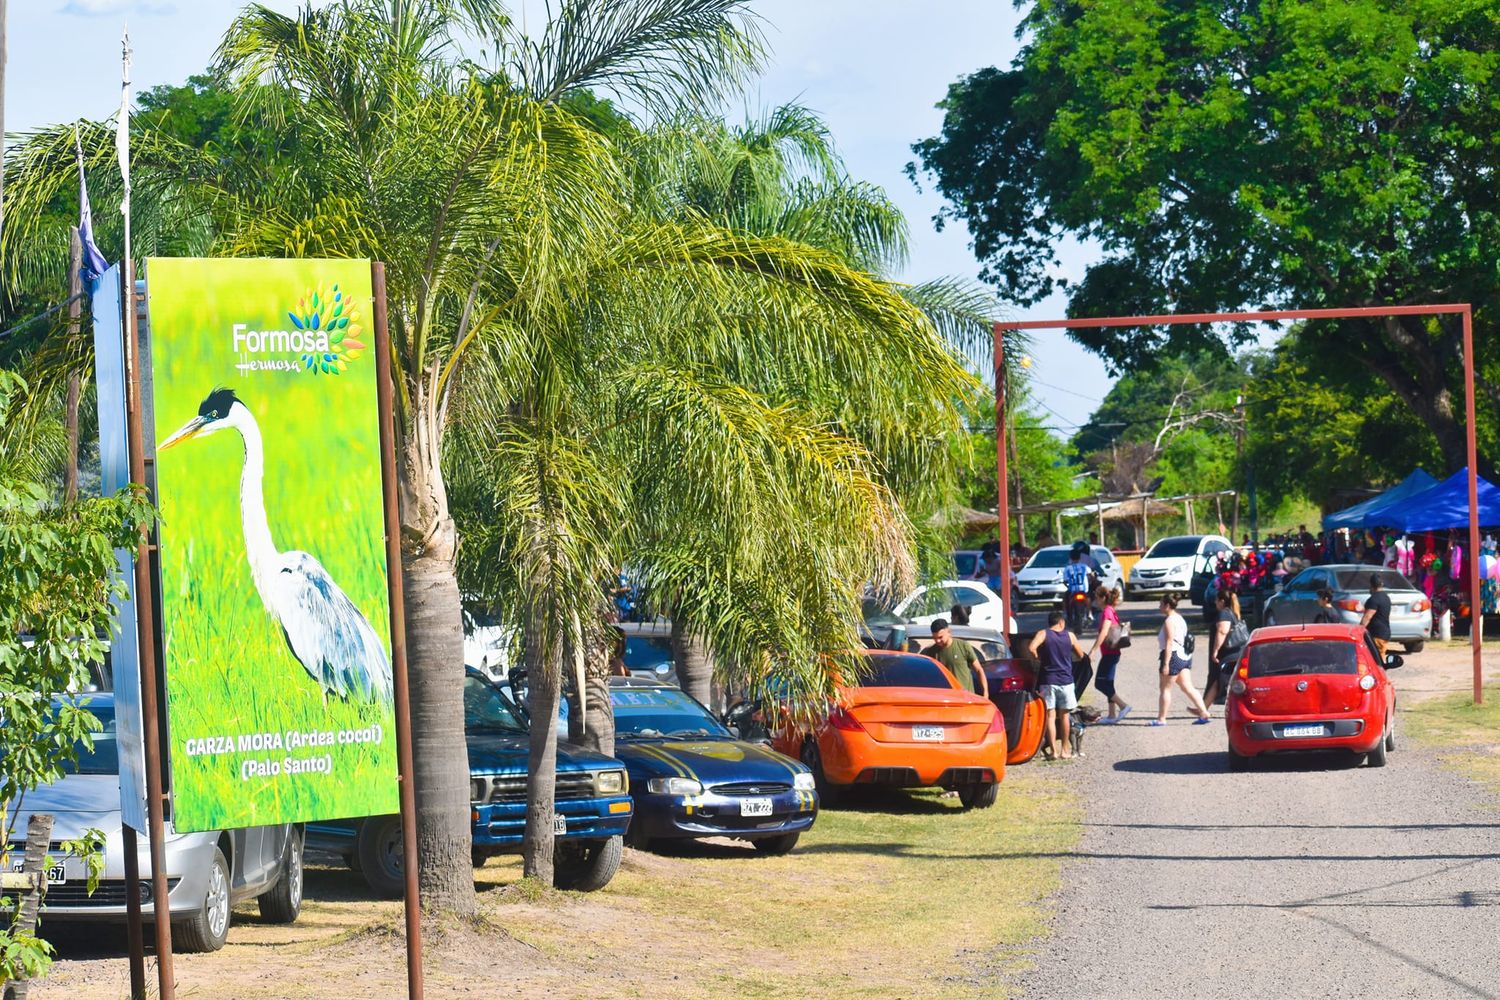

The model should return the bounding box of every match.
[75,128,109,283]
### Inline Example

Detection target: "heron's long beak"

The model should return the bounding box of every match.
[159,415,209,451]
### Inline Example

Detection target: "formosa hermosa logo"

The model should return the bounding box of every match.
[232,282,368,376]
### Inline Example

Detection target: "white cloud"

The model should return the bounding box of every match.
[59,0,176,17]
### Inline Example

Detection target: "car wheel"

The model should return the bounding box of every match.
[1367,731,1389,768]
[173,847,231,953]
[355,815,405,899]
[1385,715,1397,752]
[257,829,304,924]
[800,740,841,807]
[958,783,999,809]
[553,835,623,892]
[751,832,801,856]
[1226,743,1250,772]
[1403,640,1425,654]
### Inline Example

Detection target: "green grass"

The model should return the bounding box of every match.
[1403,685,1500,798]
[474,771,1081,999]
[146,258,398,831]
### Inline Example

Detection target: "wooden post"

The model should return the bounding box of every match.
[7,813,55,1000]
[1462,308,1482,705]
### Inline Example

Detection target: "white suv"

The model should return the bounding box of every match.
[1127,534,1233,600]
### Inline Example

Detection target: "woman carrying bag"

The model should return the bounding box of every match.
[1088,586,1132,723]
[1153,593,1212,727]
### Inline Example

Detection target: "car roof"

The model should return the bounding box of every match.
[608,675,679,689]
[1250,623,1367,643]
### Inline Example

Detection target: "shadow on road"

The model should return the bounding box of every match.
[1113,749,1367,774]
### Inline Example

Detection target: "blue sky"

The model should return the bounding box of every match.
[7,0,1110,427]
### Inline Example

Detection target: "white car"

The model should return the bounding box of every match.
[1127,534,1234,600]
[1014,545,1123,606]
[893,580,1015,632]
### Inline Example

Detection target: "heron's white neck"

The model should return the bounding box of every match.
[228,404,279,604]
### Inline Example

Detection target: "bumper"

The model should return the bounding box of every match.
[42,836,216,921]
[630,789,817,841]
[1015,583,1064,604]
[473,795,633,848]
[1129,579,1190,595]
[821,731,1008,787]
[1226,712,1383,756]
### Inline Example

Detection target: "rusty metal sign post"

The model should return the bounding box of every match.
[995,304,1483,705]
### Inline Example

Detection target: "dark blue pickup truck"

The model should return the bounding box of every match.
[306,670,633,893]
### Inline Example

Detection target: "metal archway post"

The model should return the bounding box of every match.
[994,303,1483,704]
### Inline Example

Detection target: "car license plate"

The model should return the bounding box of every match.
[1023,589,1043,596]
[740,798,774,817]
[10,861,64,885]
[552,814,567,835]
[912,725,944,742]
[1280,723,1326,739]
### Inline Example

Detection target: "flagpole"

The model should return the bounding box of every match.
[118,24,177,1000]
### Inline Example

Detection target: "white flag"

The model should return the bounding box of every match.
[117,27,132,237]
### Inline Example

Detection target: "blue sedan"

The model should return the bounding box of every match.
[608,678,818,854]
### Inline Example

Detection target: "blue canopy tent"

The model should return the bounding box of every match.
[1322,469,1438,530]
[1380,468,1500,532]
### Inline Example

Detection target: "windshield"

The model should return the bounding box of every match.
[1333,569,1416,592]
[861,597,905,627]
[953,552,979,577]
[463,675,526,733]
[1248,640,1358,677]
[1025,550,1071,569]
[60,704,118,775]
[611,687,729,738]
[859,653,954,690]
[622,637,674,672]
[1146,538,1201,558]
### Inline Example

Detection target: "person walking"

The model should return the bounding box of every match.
[1361,574,1393,659]
[1312,588,1341,623]
[1153,593,1212,726]
[1087,585,1131,722]
[1063,546,1092,634]
[1202,589,1248,708]
[1028,610,1087,759]
[925,618,987,697]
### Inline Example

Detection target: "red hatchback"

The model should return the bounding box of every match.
[1224,624,1399,770]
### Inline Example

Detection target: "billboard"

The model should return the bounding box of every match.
[145,258,399,832]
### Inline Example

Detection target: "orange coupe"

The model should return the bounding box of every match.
[771,650,1007,809]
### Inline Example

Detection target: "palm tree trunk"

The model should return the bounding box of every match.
[522,600,561,884]
[672,614,714,708]
[399,396,476,915]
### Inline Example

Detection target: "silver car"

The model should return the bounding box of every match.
[1015,545,1123,607]
[1261,565,1433,652]
[7,695,303,952]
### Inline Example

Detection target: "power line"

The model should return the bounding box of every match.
[0,291,86,341]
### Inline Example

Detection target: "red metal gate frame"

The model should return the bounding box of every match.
[994,304,1484,704]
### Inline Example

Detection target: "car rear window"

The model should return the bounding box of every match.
[1027,549,1070,568]
[1146,537,1201,558]
[1247,640,1359,677]
[1333,569,1416,592]
[860,653,954,689]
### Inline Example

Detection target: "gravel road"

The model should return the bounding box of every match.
[1014,604,1500,1000]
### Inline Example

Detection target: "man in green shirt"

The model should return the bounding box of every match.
[925,619,986,696]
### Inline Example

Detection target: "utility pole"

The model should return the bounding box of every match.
[1,0,8,245]
[1232,392,1244,543]
[65,228,82,503]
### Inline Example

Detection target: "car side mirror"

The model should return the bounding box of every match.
[1384,652,1404,670]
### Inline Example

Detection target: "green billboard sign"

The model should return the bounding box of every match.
[146,257,399,832]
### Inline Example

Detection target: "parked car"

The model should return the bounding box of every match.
[608,677,817,855]
[1127,534,1234,600]
[953,549,984,580]
[9,695,302,953]
[1013,545,1123,607]
[900,624,1044,766]
[1261,565,1432,653]
[1224,623,1400,769]
[615,620,679,682]
[772,650,1007,808]
[894,580,1012,631]
[307,670,634,894]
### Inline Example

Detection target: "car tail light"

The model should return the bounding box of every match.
[828,706,865,732]
[986,711,1004,734]
[997,674,1026,691]
[1337,599,1362,612]
[1230,658,1248,696]
[1410,598,1431,612]
[1359,674,1376,691]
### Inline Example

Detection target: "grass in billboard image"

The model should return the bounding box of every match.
[147,257,398,832]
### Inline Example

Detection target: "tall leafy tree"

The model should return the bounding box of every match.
[910,0,1500,472]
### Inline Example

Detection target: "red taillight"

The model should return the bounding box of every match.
[986,711,1004,734]
[1337,599,1362,612]
[828,706,865,732]
[997,674,1026,691]
[1410,598,1431,612]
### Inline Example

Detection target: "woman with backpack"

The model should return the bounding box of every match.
[1087,585,1131,723]
[1202,589,1250,708]
[1153,593,1212,726]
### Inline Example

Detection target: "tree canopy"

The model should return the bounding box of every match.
[910,0,1500,473]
